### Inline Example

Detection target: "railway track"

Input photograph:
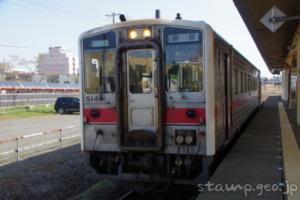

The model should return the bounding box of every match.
[117,186,200,200]
[116,125,251,200]
[118,190,140,200]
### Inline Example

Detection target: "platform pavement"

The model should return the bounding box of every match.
[278,102,300,199]
[197,96,284,200]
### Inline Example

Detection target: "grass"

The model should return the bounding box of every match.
[0,104,56,119]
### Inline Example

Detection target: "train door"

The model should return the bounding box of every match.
[215,50,225,146]
[118,46,163,151]
[218,52,226,139]
[126,49,156,133]
[216,49,230,144]
[258,71,261,103]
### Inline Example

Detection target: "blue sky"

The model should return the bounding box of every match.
[0,0,272,77]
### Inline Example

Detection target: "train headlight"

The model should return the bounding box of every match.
[128,30,138,39]
[175,135,184,145]
[128,28,152,40]
[175,158,183,166]
[143,29,151,38]
[185,135,193,145]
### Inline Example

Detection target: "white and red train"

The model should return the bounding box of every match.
[79,14,261,184]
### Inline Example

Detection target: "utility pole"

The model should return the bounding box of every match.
[105,12,121,24]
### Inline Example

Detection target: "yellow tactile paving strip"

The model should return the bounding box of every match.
[278,102,300,199]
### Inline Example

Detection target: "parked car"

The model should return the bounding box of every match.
[54,97,80,114]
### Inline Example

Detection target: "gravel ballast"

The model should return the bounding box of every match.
[0,144,103,200]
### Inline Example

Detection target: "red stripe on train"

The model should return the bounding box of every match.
[164,108,205,124]
[84,107,206,124]
[83,108,117,123]
[231,96,258,110]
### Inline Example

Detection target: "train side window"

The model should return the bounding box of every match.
[244,73,247,92]
[240,72,243,93]
[217,51,221,69]
[256,78,258,90]
[248,75,251,91]
[234,69,239,95]
[250,76,252,91]
[251,75,252,91]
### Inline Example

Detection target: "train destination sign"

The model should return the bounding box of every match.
[90,40,109,48]
[168,32,200,43]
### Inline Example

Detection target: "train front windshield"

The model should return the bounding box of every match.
[83,31,116,94]
[164,27,203,93]
[82,27,203,95]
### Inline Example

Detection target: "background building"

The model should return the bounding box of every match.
[37,47,78,77]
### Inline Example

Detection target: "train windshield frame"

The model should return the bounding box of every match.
[82,31,116,94]
[164,27,204,93]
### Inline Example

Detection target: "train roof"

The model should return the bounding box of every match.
[79,18,260,72]
[214,32,260,72]
[80,19,212,38]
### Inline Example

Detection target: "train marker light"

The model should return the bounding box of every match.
[184,158,192,167]
[186,109,195,118]
[185,135,193,145]
[175,158,183,166]
[128,30,138,39]
[90,109,100,118]
[143,29,151,38]
[176,135,184,144]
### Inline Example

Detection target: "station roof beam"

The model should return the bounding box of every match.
[233,0,300,71]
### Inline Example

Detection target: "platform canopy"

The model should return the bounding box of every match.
[233,0,300,73]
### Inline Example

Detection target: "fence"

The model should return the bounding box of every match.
[0,125,80,166]
[0,93,79,107]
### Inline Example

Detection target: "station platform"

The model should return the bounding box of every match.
[197,96,300,200]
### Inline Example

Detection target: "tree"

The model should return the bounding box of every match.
[0,62,12,81]
[46,74,59,83]
[8,55,37,72]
